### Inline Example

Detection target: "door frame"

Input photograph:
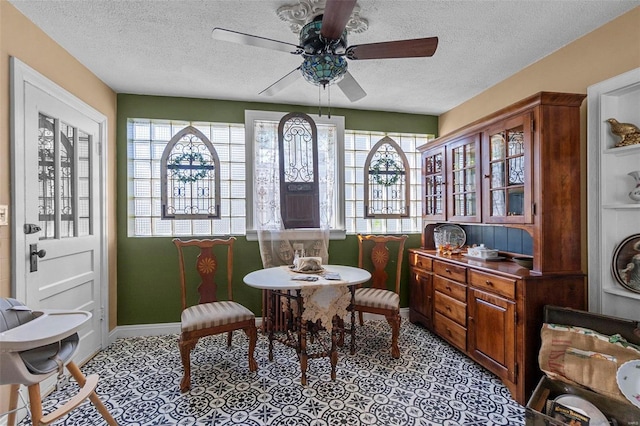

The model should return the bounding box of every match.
[10,57,109,349]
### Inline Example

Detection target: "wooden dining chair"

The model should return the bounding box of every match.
[173,237,257,392]
[353,234,408,358]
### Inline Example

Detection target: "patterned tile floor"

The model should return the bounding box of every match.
[19,320,525,425]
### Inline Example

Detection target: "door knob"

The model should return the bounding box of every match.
[29,243,46,272]
[32,247,46,258]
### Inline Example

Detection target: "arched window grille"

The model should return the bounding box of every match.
[160,126,220,219]
[364,136,410,218]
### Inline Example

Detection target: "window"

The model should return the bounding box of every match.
[364,136,410,218]
[160,126,220,220]
[128,119,246,236]
[128,114,432,238]
[246,110,342,234]
[344,131,429,234]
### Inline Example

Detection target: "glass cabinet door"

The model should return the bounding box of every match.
[447,134,481,222]
[422,147,446,221]
[483,113,532,223]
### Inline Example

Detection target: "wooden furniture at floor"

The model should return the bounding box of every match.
[0,298,117,426]
[408,250,586,405]
[243,265,371,385]
[173,237,258,392]
[413,92,588,405]
[354,234,408,359]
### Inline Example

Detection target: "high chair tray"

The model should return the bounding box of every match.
[0,310,91,352]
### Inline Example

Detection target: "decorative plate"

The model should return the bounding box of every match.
[616,359,640,408]
[611,234,640,293]
[288,265,325,274]
[552,394,609,426]
[434,224,466,249]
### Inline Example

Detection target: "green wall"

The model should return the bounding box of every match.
[117,94,436,325]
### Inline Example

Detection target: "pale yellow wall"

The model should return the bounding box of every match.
[0,1,118,331]
[439,6,640,135]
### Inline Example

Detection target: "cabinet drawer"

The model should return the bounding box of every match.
[410,253,433,270]
[434,291,466,326]
[434,312,466,351]
[469,270,516,300]
[433,260,467,282]
[434,275,466,302]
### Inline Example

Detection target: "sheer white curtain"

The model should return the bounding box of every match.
[253,118,332,268]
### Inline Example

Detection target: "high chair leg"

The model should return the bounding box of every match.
[66,361,118,426]
[7,383,20,426]
[27,383,44,426]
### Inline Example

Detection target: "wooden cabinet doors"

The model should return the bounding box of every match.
[409,267,433,330]
[482,113,532,224]
[467,289,517,384]
[422,147,446,221]
[447,134,482,223]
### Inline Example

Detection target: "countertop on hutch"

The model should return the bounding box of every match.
[410,249,537,278]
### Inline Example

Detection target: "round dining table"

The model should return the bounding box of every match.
[243,265,371,385]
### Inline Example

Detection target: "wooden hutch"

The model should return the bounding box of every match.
[409,92,587,405]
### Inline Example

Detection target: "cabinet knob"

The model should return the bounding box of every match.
[484,174,490,178]
[445,268,451,273]
[446,305,451,311]
[446,286,452,291]
[485,280,493,286]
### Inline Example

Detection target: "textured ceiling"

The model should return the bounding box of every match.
[9,0,640,115]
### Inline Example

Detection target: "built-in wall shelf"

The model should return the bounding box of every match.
[603,287,640,301]
[587,67,640,322]
[603,144,640,156]
[602,204,640,210]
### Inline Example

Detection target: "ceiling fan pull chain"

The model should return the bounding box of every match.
[328,84,332,119]
[318,84,322,117]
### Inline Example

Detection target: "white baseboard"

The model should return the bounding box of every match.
[109,308,410,342]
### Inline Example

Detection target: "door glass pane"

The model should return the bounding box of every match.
[508,156,525,185]
[60,122,75,238]
[466,144,475,166]
[491,133,505,160]
[77,130,91,236]
[38,114,56,239]
[507,129,524,156]
[426,176,435,196]
[507,187,524,216]
[491,162,505,188]
[466,193,476,215]
[465,169,475,192]
[491,189,506,216]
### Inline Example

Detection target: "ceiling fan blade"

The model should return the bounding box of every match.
[259,68,302,96]
[346,37,439,60]
[212,28,302,54]
[320,0,357,40]
[337,71,366,102]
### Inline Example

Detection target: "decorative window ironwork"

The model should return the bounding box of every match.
[160,126,221,219]
[38,113,92,239]
[364,136,410,218]
[278,112,320,229]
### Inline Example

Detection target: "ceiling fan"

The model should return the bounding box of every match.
[212,0,438,102]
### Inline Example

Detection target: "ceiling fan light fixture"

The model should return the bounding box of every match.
[301,54,347,87]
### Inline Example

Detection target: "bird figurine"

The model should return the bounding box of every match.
[606,118,640,147]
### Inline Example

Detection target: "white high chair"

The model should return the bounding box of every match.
[0,298,116,426]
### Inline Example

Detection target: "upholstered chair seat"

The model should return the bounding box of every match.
[354,287,400,311]
[181,301,256,333]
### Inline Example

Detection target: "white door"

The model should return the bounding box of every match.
[11,58,107,364]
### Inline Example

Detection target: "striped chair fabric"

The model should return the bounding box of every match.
[181,301,255,333]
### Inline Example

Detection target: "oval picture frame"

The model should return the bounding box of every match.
[611,233,640,293]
